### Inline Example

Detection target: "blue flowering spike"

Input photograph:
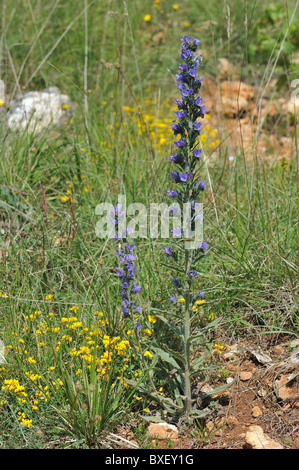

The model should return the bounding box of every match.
[162,36,209,415]
[116,243,142,321]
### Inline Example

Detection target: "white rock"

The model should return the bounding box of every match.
[148,422,178,440]
[226,377,234,384]
[245,425,283,449]
[7,86,72,133]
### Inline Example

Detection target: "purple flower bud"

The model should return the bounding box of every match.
[122,307,129,317]
[200,241,208,251]
[125,244,135,252]
[169,153,183,163]
[181,88,190,98]
[167,189,179,197]
[171,171,181,182]
[131,282,142,292]
[113,203,122,214]
[179,172,192,182]
[194,97,203,107]
[171,228,182,238]
[194,213,203,222]
[136,322,141,330]
[163,246,173,255]
[181,49,190,59]
[174,98,183,108]
[172,122,184,135]
[175,110,187,120]
[170,294,177,304]
[193,148,202,158]
[174,139,187,148]
[176,73,186,82]
[179,63,188,71]
[188,68,197,77]
[196,179,206,190]
[172,277,181,286]
[189,270,198,277]
[193,121,201,132]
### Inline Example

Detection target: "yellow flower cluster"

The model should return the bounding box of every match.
[214,343,224,354]
[1,303,147,428]
[1,378,28,405]
[2,378,27,396]
[121,98,219,155]
[61,316,83,330]
[18,412,32,428]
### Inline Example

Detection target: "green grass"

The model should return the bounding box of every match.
[0,0,298,448]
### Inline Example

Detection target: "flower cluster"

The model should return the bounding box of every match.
[168,36,206,204]
[116,243,142,325]
[164,35,208,300]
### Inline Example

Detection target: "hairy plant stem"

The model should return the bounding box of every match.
[184,247,192,414]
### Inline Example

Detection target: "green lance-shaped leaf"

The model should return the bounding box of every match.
[201,380,236,398]
[151,346,182,371]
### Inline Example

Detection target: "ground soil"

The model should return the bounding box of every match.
[115,334,299,450]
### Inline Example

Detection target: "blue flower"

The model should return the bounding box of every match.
[188,68,197,77]
[116,242,141,318]
[166,36,209,305]
[189,270,198,277]
[178,63,188,71]
[200,241,208,251]
[174,139,187,148]
[193,121,201,132]
[175,110,187,119]
[169,153,183,163]
[179,172,192,182]
[194,97,203,107]
[167,189,179,197]
[163,246,173,255]
[171,228,182,238]
[172,122,184,135]
[171,171,181,182]
[172,277,182,286]
[131,282,142,292]
[196,179,206,190]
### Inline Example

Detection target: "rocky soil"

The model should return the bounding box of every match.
[112,335,299,450]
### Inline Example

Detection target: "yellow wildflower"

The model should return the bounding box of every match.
[148,314,156,324]
[144,351,153,358]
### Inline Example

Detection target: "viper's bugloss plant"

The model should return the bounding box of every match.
[112,203,142,329]
[116,243,142,323]
[161,36,215,416]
